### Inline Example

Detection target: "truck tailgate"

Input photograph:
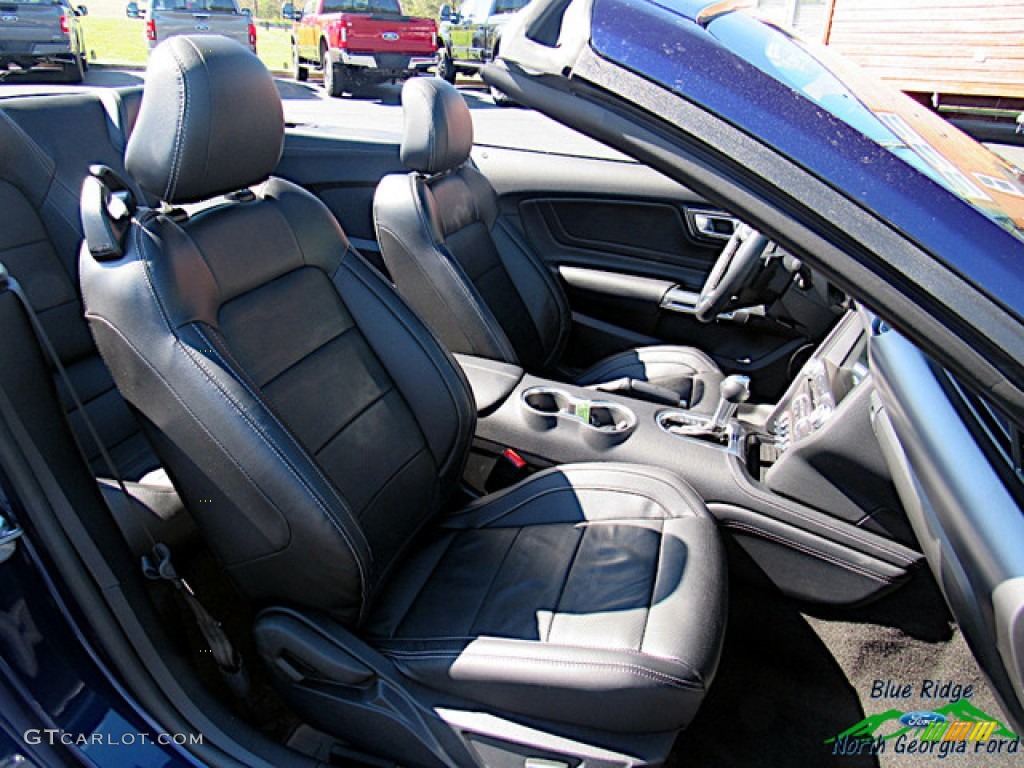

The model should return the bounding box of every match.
[0,3,65,48]
[346,16,435,54]
[153,10,249,47]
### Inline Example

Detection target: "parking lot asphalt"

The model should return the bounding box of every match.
[0,66,622,160]
[3,65,1019,170]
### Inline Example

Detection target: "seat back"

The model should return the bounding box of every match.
[374,78,571,372]
[81,36,476,624]
[0,92,161,481]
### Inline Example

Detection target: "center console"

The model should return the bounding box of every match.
[454,309,921,607]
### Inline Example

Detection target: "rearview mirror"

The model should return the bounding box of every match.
[439,3,452,20]
[281,1,294,18]
[76,4,88,14]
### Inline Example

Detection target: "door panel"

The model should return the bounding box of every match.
[474,143,803,382]
[556,263,805,389]
[522,197,715,286]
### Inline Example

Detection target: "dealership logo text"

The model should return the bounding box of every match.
[24,729,203,746]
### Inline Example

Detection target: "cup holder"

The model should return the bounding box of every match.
[521,387,636,447]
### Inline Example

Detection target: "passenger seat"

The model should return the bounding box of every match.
[80,36,727,768]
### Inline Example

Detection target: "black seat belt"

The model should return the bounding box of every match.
[0,262,249,700]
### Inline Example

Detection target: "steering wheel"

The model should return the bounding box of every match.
[694,223,771,323]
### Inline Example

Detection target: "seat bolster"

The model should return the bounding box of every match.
[445,462,710,529]
[333,248,477,494]
[490,213,572,370]
[379,635,707,733]
[374,173,519,363]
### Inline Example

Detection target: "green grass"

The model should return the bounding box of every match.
[82,17,149,65]
[254,23,291,73]
[81,16,293,72]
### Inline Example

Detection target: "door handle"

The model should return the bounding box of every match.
[688,210,737,242]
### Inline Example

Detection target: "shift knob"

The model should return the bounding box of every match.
[710,375,750,430]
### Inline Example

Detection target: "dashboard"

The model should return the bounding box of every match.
[761,305,1024,732]
[767,311,868,453]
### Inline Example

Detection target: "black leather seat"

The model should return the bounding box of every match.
[0,93,191,554]
[374,77,724,411]
[80,37,726,767]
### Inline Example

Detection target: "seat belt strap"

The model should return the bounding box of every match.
[0,262,247,694]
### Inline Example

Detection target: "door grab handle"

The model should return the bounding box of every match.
[660,287,764,322]
[660,286,701,314]
[690,211,736,241]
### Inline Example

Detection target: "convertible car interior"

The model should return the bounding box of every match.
[0,2,1021,765]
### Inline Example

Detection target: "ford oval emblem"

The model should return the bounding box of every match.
[899,711,946,728]
[195,23,210,30]
[381,31,400,41]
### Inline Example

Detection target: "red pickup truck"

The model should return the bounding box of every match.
[284,0,437,97]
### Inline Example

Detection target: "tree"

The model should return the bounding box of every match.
[400,0,445,18]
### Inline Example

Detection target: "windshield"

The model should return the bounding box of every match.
[322,0,402,13]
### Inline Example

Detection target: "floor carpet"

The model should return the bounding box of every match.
[671,561,1019,767]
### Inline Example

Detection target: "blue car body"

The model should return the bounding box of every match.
[0,528,196,767]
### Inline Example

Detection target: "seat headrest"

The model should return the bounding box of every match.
[125,36,284,205]
[400,78,473,175]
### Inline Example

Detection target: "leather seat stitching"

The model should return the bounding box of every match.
[178,332,370,604]
[376,637,704,676]
[164,46,190,202]
[340,256,473,479]
[200,322,377,549]
[380,650,704,690]
[413,178,517,360]
[82,315,283,544]
[195,325,374,563]
[545,526,586,642]
[493,217,570,367]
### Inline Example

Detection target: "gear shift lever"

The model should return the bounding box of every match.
[709,375,750,431]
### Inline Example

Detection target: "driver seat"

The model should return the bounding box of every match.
[374,78,724,411]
